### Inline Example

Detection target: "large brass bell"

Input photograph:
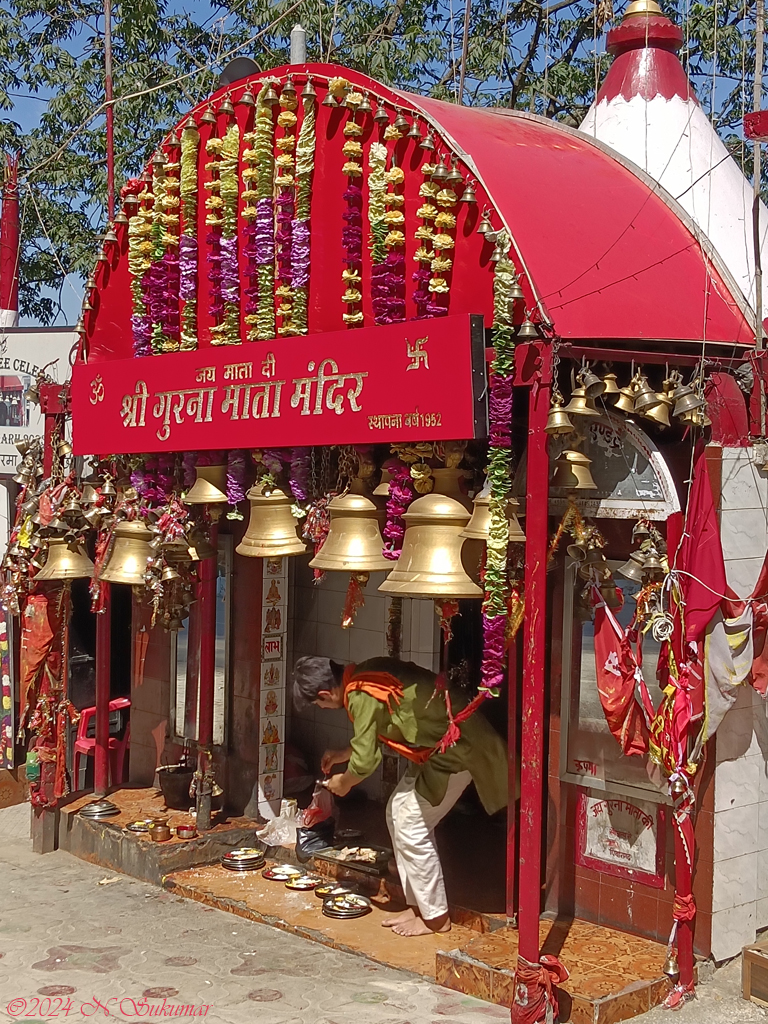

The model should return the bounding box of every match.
[551,450,597,490]
[34,537,94,580]
[642,394,672,427]
[373,467,393,496]
[579,368,606,399]
[617,549,645,582]
[642,547,664,578]
[672,383,705,419]
[614,383,636,415]
[430,467,470,507]
[602,373,620,397]
[632,376,660,415]
[545,396,575,435]
[309,493,390,573]
[563,387,601,418]
[599,580,624,610]
[184,465,228,504]
[99,520,153,584]
[460,485,526,543]
[380,493,482,599]
[186,530,216,561]
[236,481,307,558]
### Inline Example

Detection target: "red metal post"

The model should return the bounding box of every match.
[505,635,518,920]
[94,583,111,797]
[517,377,551,961]
[195,522,218,830]
[0,153,19,320]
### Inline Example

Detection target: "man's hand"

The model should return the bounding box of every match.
[321,747,352,775]
[323,772,355,798]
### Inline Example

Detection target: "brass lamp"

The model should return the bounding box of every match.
[379,493,482,598]
[99,520,153,585]
[34,537,94,580]
[184,465,228,505]
[236,481,307,558]
[309,492,390,573]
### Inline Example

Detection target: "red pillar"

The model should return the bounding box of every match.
[517,377,551,961]
[94,584,111,797]
[506,634,518,921]
[0,153,19,322]
[195,522,218,830]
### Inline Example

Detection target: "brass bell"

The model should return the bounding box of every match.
[430,467,470,507]
[373,467,393,496]
[509,274,525,302]
[602,373,620,397]
[13,470,33,486]
[477,211,493,235]
[239,88,255,107]
[393,111,409,133]
[551,450,597,490]
[578,552,611,581]
[218,94,235,117]
[236,481,307,558]
[633,520,650,540]
[373,103,389,124]
[83,506,103,527]
[357,92,373,115]
[662,949,680,980]
[407,121,422,141]
[23,384,39,404]
[614,384,636,415]
[380,493,482,599]
[446,163,463,187]
[322,91,338,108]
[461,486,526,544]
[262,84,280,106]
[642,547,664,577]
[309,493,390,572]
[516,318,540,340]
[672,383,705,418]
[200,104,217,124]
[184,464,228,504]
[545,396,575,435]
[16,439,31,456]
[490,246,502,263]
[579,368,606,399]
[563,387,600,418]
[34,537,94,581]
[99,520,153,585]
[599,580,624,609]
[301,78,317,101]
[681,406,712,427]
[420,132,436,151]
[632,376,660,414]
[431,159,450,182]
[185,530,216,561]
[460,182,477,203]
[46,517,69,533]
[670,775,687,796]
[617,549,645,582]
[642,395,672,428]
[57,439,73,458]
[566,536,589,561]
[162,564,180,582]
[114,209,128,225]
[81,483,98,505]
[508,498,526,543]
[281,77,297,103]
[100,476,116,497]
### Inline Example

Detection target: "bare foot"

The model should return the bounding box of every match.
[392,913,451,937]
[382,907,418,929]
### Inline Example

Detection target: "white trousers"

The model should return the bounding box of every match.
[385,770,472,921]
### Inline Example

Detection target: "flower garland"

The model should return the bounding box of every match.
[289,446,311,502]
[292,91,316,335]
[255,81,276,341]
[382,461,414,559]
[179,121,200,351]
[429,171,457,317]
[274,82,298,335]
[480,229,516,696]
[127,179,153,356]
[144,151,181,353]
[339,81,364,327]
[368,142,388,323]
[226,449,246,519]
[204,133,224,328]
[210,124,240,346]
[413,160,454,318]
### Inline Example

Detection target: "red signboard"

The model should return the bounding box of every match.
[71,314,487,455]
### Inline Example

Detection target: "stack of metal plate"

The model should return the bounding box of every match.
[321,893,373,919]
[314,881,360,900]
[79,799,120,819]
[221,848,266,872]
[284,874,323,891]
[262,864,303,881]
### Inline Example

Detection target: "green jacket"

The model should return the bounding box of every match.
[346,657,508,814]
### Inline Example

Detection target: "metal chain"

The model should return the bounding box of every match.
[335,445,358,492]
[551,341,563,402]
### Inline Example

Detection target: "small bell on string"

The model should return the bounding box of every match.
[670,775,687,797]
[614,383,636,415]
[407,121,422,141]
[446,163,463,187]
[566,536,589,561]
[602,372,620,397]
[239,87,256,107]
[476,211,493,235]
[200,104,217,124]
[322,91,338,108]
[57,438,73,458]
[563,386,601,418]
[579,367,606,399]
[551,450,597,490]
[545,395,575,435]
[431,158,450,182]
[617,550,645,582]
[642,546,664,578]
[310,492,390,573]
[672,382,705,419]
[262,84,280,106]
[357,92,373,115]
[578,547,611,580]
[599,580,624,609]
[373,103,389,124]
[34,537,94,581]
[281,77,297,104]
[236,481,307,558]
[99,520,154,585]
[100,476,116,498]
[516,318,540,340]
[301,78,317,100]
[162,564,181,583]
[460,182,477,203]
[642,394,672,428]
[662,948,680,981]
[380,493,482,599]
[632,375,660,415]
[420,132,436,152]
[509,273,525,302]
[184,465,228,505]
[393,111,410,133]
[219,93,235,117]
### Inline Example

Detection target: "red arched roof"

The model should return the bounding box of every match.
[83,62,752,364]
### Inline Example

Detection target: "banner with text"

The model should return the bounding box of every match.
[71,315,487,455]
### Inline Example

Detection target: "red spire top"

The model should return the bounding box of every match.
[598,0,696,104]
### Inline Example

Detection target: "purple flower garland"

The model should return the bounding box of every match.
[179,235,196,302]
[291,221,310,288]
[383,463,415,560]
[342,185,363,269]
[207,231,223,320]
[276,192,294,284]
[226,450,246,508]
[289,447,311,501]
[220,237,239,305]
[243,222,258,319]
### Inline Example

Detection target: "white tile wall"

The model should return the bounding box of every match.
[712,446,768,957]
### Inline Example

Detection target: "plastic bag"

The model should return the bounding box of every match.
[255,798,299,847]
[296,819,336,862]
[301,782,335,828]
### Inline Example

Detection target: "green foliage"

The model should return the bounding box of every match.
[0,0,763,322]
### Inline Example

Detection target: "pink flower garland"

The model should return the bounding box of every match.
[207,231,223,320]
[226,450,246,507]
[290,447,311,502]
[383,462,415,560]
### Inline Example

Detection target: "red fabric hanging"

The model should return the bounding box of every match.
[510,953,569,1024]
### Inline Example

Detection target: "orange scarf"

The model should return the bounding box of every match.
[342,664,433,764]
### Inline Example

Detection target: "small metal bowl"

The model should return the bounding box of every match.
[149,823,172,842]
[176,824,197,840]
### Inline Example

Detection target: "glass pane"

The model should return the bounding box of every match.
[565,562,666,795]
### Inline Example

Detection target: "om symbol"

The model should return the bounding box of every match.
[89,375,105,405]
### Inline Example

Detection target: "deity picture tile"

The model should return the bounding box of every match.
[263,574,287,609]
[260,715,285,747]
[261,686,284,718]
[259,742,285,774]
[262,603,285,636]
[264,556,287,580]
[261,661,285,690]
[258,771,283,817]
